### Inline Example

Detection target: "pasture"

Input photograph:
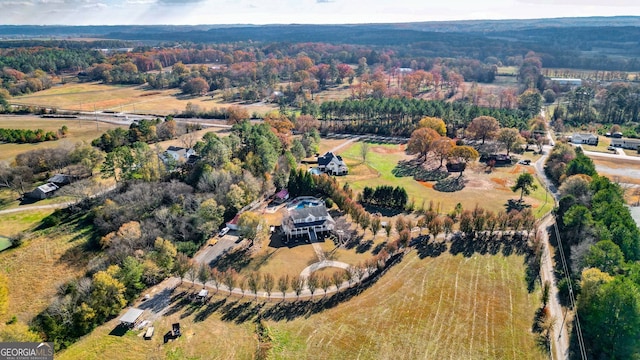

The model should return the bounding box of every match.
[58,249,543,360]
[14,82,277,116]
[336,141,553,217]
[0,211,90,323]
[0,115,124,162]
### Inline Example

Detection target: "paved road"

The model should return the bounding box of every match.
[192,233,242,266]
[535,130,569,360]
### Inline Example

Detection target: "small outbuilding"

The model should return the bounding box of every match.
[274,189,289,204]
[119,307,144,328]
[28,183,59,200]
[47,174,74,186]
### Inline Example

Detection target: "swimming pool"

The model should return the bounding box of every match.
[287,197,323,210]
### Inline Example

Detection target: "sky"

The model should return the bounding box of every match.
[2,0,640,26]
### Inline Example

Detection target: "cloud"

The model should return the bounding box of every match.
[157,0,206,4]
[516,0,639,5]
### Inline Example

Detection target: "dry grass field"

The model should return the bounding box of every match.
[57,299,257,360]
[15,82,277,116]
[0,115,125,162]
[57,249,543,360]
[267,251,543,360]
[0,213,91,324]
[337,141,553,217]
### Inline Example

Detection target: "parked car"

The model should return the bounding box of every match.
[518,159,531,165]
[218,227,230,237]
[607,146,616,151]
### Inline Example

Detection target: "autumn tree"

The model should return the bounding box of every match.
[173,253,191,284]
[182,77,209,96]
[497,128,524,155]
[418,116,447,136]
[447,146,479,177]
[237,212,269,246]
[511,172,537,201]
[227,106,250,125]
[467,116,500,144]
[431,137,453,168]
[407,127,441,161]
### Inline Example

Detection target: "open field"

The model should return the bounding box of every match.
[59,249,542,359]
[57,291,257,360]
[0,209,55,236]
[14,82,277,116]
[0,115,125,162]
[337,141,551,216]
[268,251,543,359]
[0,213,91,323]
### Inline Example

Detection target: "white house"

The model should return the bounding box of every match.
[611,138,640,150]
[317,152,348,176]
[570,133,598,146]
[550,78,582,87]
[282,204,335,241]
[161,146,196,165]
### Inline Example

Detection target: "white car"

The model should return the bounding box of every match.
[218,227,230,237]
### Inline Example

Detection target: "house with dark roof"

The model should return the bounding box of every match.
[282,204,335,241]
[47,174,74,186]
[317,152,348,176]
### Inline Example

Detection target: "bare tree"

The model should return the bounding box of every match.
[277,274,290,300]
[332,271,345,292]
[247,272,261,300]
[263,273,275,300]
[307,273,319,299]
[321,274,332,296]
[293,276,305,300]
[360,141,370,164]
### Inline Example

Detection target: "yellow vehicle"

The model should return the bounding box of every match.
[208,238,218,246]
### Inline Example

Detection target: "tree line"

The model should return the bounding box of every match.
[0,127,62,143]
[544,143,640,359]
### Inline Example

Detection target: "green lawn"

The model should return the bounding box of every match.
[337,141,552,217]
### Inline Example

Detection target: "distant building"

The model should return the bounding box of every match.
[317,152,348,176]
[282,201,335,241]
[28,183,59,200]
[571,133,599,146]
[611,137,640,150]
[550,78,582,87]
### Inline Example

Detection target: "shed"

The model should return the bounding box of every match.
[28,183,59,200]
[47,174,73,186]
[119,308,144,328]
[226,214,240,231]
[274,189,289,203]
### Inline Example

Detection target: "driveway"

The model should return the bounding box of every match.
[192,232,241,266]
